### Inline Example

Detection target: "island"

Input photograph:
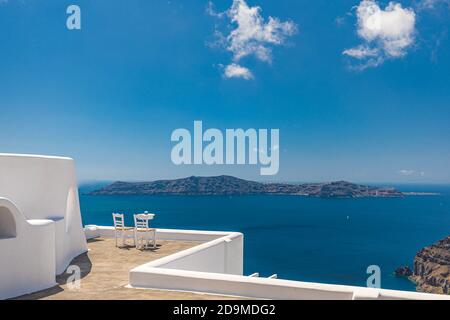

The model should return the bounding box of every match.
[88,175,404,197]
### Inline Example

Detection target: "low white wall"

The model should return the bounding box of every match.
[130,267,450,300]
[87,225,243,275]
[85,225,233,242]
[130,268,355,299]
[141,232,243,275]
[88,226,450,300]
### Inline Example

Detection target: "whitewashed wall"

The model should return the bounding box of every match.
[86,226,450,300]
[0,154,87,274]
[87,226,243,275]
[0,154,87,299]
[130,265,450,300]
[141,232,243,275]
[111,227,448,300]
[0,198,56,299]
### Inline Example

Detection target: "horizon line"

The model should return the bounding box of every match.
[77,176,450,186]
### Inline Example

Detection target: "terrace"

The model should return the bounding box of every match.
[1,153,449,300]
[15,237,237,300]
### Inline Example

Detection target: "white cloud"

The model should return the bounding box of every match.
[399,169,415,176]
[418,0,450,10]
[208,0,297,79]
[420,0,439,8]
[343,45,379,59]
[224,63,254,80]
[343,0,416,69]
[398,169,425,177]
[226,0,297,62]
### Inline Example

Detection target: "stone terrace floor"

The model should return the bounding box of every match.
[15,237,240,300]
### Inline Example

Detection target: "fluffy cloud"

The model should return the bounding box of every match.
[208,0,297,79]
[226,0,297,62]
[224,63,254,79]
[343,0,416,69]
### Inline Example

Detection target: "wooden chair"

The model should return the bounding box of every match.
[133,213,156,249]
[112,213,135,247]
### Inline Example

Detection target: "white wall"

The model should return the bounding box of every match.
[0,154,87,275]
[87,226,243,275]
[0,154,88,299]
[87,226,450,300]
[130,266,450,300]
[86,226,234,242]
[112,226,448,300]
[143,232,243,275]
[0,198,56,299]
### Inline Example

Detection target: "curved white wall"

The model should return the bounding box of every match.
[0,198,56,299]
[0,154,88,299]
[0,154,87,275]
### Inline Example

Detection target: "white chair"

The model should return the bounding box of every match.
[112,213,135,247]
[133,213,156,250]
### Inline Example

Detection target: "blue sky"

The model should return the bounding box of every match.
[0,0,449,183]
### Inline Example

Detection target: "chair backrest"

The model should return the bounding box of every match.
[134,214,151,230]
[112,213,125,229]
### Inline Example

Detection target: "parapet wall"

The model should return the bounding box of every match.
[88,226,450,300]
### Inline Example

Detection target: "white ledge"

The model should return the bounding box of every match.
[88,225,450,300]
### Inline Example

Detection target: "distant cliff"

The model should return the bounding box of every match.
[411,236,450,294]
[88,175,403,197]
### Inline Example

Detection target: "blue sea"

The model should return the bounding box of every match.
[79,184,450,292]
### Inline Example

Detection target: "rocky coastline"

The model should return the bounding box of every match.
[410,236,450,294]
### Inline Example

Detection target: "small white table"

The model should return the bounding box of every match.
[137,211,155,220]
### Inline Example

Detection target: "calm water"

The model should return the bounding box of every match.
[79,184,450,292]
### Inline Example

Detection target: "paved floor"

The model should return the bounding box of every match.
[15,237,240,300]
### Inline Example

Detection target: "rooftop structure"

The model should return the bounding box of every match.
[0,154,87,299]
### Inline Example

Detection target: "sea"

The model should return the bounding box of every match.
[79,184,450,292]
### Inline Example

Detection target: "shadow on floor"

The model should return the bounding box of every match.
[12,247,93,300]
